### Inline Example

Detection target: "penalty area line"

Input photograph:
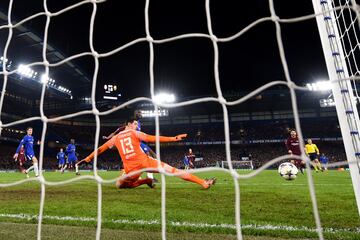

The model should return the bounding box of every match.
[0,213,358,234]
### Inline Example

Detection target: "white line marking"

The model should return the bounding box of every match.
[0,213,358,234]
[0,180,353,187]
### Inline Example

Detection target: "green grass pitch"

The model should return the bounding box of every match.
[0,170,359,239]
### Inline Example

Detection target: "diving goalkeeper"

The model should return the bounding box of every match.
[76,118,216,189]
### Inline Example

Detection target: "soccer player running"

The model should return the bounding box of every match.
[319,153,329,170]
[77,118,216,189]
[14,145,29,178]
[57,148,67,173]
[66,139,77,170]
[305,139,323,172]
[183,154,190,170]
[285,130,305,174]
[13,127,39,177]
[186,148,195,169]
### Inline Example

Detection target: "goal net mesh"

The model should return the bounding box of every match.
[0,0,359,240]
[332,0,360,100]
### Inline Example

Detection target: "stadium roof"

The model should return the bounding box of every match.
[0,8,91,98]
[0,18,89,81]
[0,1,329,99]
[0,0,340,122]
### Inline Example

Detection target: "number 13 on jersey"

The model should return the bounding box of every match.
[120,137,134,154]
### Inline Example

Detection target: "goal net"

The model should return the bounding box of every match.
[221,161,253,170]
[312,0,360,216]
[0,0,359,240]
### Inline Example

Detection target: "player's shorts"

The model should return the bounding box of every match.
[25,152,35,161]
[308,153,318,161]
[67,156,77,163]
[290,153,303,166]
[140,142,151,154]
[58,159,65,165]
[18,156,26,164]
[122,156,168,182]
[292,160,303,168]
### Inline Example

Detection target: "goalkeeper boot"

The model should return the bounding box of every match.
[204,177,217,189]
[147,178,156,188]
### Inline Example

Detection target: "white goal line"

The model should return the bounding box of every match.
[0,213,357,234]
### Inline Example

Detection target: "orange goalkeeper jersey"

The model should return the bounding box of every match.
[104,129,177,172]
[84,128,184,172]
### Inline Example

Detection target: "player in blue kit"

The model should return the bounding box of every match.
[13,127,39,177]
[57,148,67,173]
[66,139,78,170]
[183,155,190,170]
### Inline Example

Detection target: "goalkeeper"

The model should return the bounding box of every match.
[76,118,216,189]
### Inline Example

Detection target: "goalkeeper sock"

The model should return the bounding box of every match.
[170,167,207,188]
[161,163,207,188]
[33,163,39,177]
[75,164,79,173]
[179,172,207,188]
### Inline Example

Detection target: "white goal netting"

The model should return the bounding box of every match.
[0,1,360,240]
[332,0,360,100]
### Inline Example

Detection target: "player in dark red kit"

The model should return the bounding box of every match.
[14,145,29,178]
[102,124,126,140]
[285,130,305,174]
[186,148,195,169]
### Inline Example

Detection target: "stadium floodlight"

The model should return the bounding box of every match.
[153,92,176,104]
[306,80,332,91]
[32,72,38,79]
[18,64,28,76]
[17,64,37,78]
[41,74,49,84]
[319,98,336,107]
[140,109,169,117]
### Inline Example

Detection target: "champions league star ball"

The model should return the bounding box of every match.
[278,162,298,180]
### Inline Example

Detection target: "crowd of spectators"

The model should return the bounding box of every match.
[0,138,347,171]
[0,117,348,171]
[1,118,341,145]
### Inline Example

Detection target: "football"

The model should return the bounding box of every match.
[278,162,298,180]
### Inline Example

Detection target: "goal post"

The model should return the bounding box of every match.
[221,160,254,170]
[312,0,360,216]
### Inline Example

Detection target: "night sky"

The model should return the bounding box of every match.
[0,0,328,101]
